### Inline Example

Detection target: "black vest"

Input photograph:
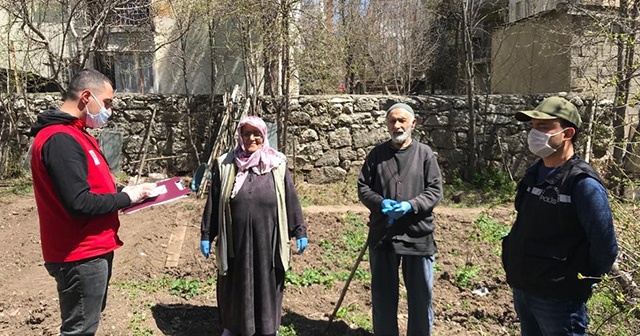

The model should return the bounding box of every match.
[502,155,603,300]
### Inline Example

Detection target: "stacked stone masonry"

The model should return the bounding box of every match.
[8,93,615,184]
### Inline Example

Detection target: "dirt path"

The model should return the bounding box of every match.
[0,193,518,335]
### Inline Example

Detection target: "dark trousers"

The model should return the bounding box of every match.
[369,245,434,336]
[45,252,114,336]
[512,288,588,336]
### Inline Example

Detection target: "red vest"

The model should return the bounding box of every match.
[31,121,123,262]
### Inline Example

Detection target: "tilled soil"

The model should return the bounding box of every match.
[0,192,518,335]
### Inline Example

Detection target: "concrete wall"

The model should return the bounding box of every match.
[492,12,572,94]
[508,0,619,23]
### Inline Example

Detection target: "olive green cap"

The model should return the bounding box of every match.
[515,96,582,129]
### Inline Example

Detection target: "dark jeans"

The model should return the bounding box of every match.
[369,244,434,336]
[512,287,589,336]
[45,252,114,336]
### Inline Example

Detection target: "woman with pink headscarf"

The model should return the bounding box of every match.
[200,116,308,336]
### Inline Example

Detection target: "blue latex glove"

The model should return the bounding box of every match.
[388,201,412,220]
[381,199,397,214]
[200,240,210,258]
[296,237,308,255]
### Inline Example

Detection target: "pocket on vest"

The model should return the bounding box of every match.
[523,252,568,285]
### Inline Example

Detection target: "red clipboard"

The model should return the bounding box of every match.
[121,177,191,214]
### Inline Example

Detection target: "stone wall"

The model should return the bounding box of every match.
[261,95,553,184]
[4,93,222,177]
[5,92,611,183]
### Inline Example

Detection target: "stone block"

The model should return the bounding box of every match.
[315,150,340,167]
[430,129,455,149]
[328,127,352,148]
[308,167,347,183]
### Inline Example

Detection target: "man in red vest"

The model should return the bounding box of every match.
[29,69,155,335]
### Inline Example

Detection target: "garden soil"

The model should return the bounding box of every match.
[0,191,519,335]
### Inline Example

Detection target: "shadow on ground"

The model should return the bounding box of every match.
[282,310,372,336]
[151,304,371,336]
[152,304,220,335]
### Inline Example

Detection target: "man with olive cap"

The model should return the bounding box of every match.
[358,103,443,335]
[502,96,618,335]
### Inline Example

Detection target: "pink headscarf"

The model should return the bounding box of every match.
[230,116,285,198]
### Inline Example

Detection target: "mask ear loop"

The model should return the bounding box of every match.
[550,128,569,151]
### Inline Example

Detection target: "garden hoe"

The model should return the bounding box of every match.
[324,236,369,334]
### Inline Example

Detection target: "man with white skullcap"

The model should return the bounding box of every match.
[358,102,443,335]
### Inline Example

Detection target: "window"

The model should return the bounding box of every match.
[32,1,63,24]
[525,0,534,16]
[108,0,151,27]
[515,1,523,20]
[114,52,155,93]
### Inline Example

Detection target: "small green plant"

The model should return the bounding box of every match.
[453,265,481,288]
[278,324,297,336]
[286,268,335,288]
[474,214,510,243]
[343,212,368,254]
[318,239,334,252]
[112,277,170,300]
[129,308,154,336]
[169,278,202,300]
[335,303,372,331]
[334,269,371,282]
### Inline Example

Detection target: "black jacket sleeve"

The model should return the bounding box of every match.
[284,169,307,239]
[201,163,221,242]
[357,149,385,214]
[407,150,443,216]
[42,133,131,217]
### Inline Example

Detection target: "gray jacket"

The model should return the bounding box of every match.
[357,140,443,255]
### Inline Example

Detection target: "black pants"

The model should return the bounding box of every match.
[45,252,114,336]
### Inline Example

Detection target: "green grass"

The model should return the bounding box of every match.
[129,307,154,336]
[287,211,371,289]
[335,302,372,331]
[453,265,481,288]
[295,173,360,206]
[0,175,33,196]
[278,324,297,336]
[112,276,215,301]
[442,168,516,206]
[474,214,510,243]
[286,268,336,288]
[169,278,204,300]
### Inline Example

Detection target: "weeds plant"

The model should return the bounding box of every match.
[443,168,515,206]
[129,308,154,336]
[169,278,203,300]
[278,324,297,336]
[474,214,510,243]
[295,173,360,206]
[0,173,33,196]
[286,268,335,288]
[586,199,640,335]
[335,303,372,331]
[453,265,481,288]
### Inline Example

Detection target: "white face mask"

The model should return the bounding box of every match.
[527,128,566,158]
[85,92,111,128]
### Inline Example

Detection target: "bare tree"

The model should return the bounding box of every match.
[364,0,437,94]
[0,0,133,90]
